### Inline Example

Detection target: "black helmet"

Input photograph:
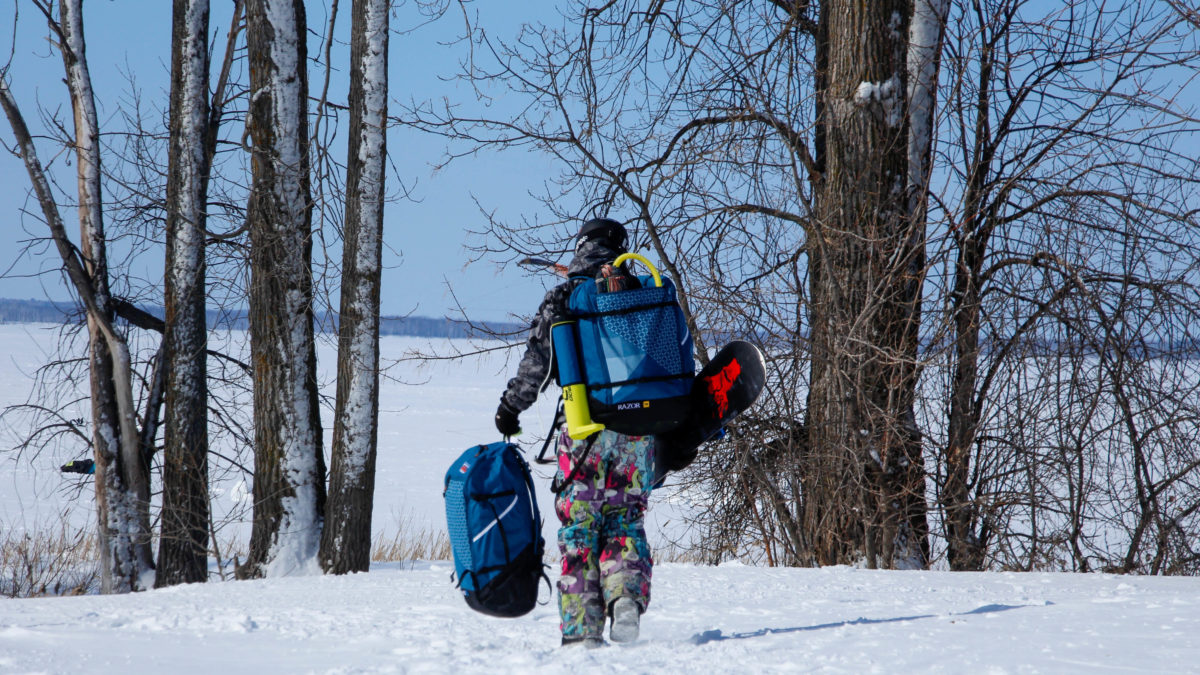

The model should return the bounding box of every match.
[577,218,627,250]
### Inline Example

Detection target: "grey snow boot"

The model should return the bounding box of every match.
[609,597,640,643]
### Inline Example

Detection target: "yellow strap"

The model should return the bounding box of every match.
[612,252,662,287]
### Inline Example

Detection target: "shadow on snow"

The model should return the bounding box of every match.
[689,602,1049,646]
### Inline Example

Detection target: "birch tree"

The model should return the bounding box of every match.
[1,0,154,592]
[907,0,949,228]
[320,0,390,574]
[156,0,212,587]
[239,0,327,578]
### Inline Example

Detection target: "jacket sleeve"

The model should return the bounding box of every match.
[501,284,570,413]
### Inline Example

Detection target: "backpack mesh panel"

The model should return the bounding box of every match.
[444,480,473,575]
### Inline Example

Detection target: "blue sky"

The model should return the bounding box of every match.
[0,1,566,323]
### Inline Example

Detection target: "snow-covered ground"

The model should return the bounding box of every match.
[3,562,1199,673]
[2,324,1200,673]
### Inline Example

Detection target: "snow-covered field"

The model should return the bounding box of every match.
[2,324,1200,673]
[3,562,1199,673]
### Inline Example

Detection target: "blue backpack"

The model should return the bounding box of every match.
[561,254,695,436]
[443,441,547,617]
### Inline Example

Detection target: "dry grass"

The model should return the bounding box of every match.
[370,523,708,566]
[0,520,700,597]
[371,526,451,563]
[1,524,99,598]
[653,544,711,564]
[369,521,709,566]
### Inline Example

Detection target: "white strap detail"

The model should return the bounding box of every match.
[471,495,519,543]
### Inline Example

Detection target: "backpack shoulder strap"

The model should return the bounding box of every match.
[550,433,599,494]
[534,398,565,464]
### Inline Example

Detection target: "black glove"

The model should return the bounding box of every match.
[495,400,521,437]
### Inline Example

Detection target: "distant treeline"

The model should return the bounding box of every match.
[6,298,1196,357]
[0,298,525,340]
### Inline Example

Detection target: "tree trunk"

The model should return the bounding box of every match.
[942,9,998,571]
[58,0,155,592]
[240,0,327,578]
[2,79,148,594]
[803,0,930,569]
[944,229,987,570]
[320,0,389,574]
[906,0,949,567]
[907,0,948,220]
[157,0,212,587]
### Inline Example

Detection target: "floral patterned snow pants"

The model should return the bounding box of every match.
[554,427,655,639]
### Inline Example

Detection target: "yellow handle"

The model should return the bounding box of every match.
[562,384,605,439]
[612,253,662,287]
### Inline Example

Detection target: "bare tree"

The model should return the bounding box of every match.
[1,0,155,593]
[239,0,326,578]
[403,0,940,568]
[321,0,390,574]
[156,0,213,587]
[930,0,1200,571]
[1167,0,1200,30]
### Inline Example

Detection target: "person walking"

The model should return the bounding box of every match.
[494,217,655,648]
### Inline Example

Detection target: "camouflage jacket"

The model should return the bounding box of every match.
[500,239,625,413]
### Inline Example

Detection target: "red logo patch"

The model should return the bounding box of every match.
[459,462,470,474]
[705,358,742,419]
